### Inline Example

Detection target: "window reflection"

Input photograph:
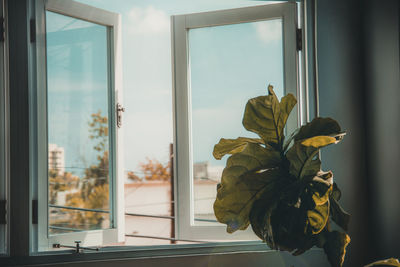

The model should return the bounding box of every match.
[46,11,111,233]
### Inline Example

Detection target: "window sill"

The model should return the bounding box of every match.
[2,241,266,265]
[0,242,329,266]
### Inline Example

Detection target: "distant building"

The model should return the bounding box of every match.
[193,161,209,180]
[207,165,224,181]
[48,144,65,175]
[193,162,223,181]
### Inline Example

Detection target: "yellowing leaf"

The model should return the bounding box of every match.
[213,137,265,160]
[323,231,351,267]
[312,187,332,206]
[301,136,337,148]
[294,117,341,141]
[307,200,330,234]
[365,258,400,267]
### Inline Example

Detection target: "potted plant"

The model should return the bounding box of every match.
[213,85,350,267]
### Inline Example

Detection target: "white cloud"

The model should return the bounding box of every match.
[254,20,282,44]
[128,6,170,35]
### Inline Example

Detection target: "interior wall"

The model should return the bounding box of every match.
[364,0,400,261]
[317,0,400,266]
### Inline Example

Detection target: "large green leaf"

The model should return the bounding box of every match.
[215,168,284,233]
[242,85,296,146]
[331,182,342,201]
[216,142,281,201]
[285,118,344,179]
[283,128,300,152]
[249,188,280,247]
[286,135,341,179]
[286,142,321,179]
[214,142,282,233]
[269,202,316,252]
[323,231,351,267]
[294,117,342,141]
[213,137,265,160]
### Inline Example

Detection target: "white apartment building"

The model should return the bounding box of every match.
[48,144,65,175]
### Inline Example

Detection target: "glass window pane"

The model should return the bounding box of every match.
[73,0,275,245]
[189,19,284,225]
[46,11,112,233]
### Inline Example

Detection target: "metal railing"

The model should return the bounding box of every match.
[49,204,109,214]
[125,234,208,243]
[50,204,218,222]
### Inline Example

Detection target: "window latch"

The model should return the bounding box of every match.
[53,241,99,253]
[0,17,5,42]
[116,103,125,128]
[0,200,6,224]
[296,28,302,51]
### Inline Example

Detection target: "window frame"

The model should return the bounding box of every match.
[171,2,300,241]
[33,0,124,251]
[0,0,9,255]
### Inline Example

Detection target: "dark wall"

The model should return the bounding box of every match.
[317,0,400,266]
[364,0,400,261]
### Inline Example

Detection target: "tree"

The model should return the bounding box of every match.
[49,169,79,205]
[66,111,110,229]
[127,171,142,182]
[127,158,171,182]
[51,111,110,231]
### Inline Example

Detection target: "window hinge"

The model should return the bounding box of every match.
[30,19,36,43]
[116,103,125,128]
[0,200,6,224]
[296,28,302,51]
[32,199,38,224]
[0,17,5,42]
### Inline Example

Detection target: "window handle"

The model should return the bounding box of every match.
[117,103,125,128]
[53,241,99,253]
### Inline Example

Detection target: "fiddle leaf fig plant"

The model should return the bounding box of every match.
[213,85,351,267]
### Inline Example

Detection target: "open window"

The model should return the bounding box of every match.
[34,0,124,250]
[172,3,300,241]
[29,0,303,251]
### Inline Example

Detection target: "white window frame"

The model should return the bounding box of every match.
[34,0,124,251]
[171,3,300,241]
[0,0,9,255]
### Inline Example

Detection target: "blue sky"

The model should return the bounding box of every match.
[189,21,284,166]
[47,11,109,174]
[47,0,285,177]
